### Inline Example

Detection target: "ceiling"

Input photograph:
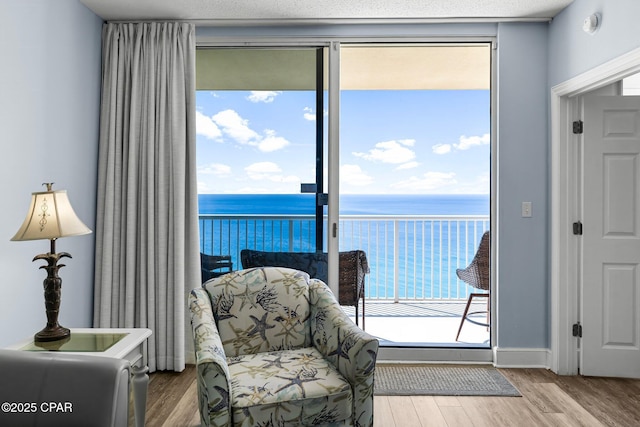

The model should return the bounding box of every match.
[79,0,574,24]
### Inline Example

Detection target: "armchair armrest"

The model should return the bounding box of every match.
[309,279,378,427]
[189,288,232,427]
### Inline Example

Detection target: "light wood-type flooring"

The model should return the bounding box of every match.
[143,364,640,426]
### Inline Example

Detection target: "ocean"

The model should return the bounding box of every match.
[198,194,489,215]
[198,194,490,299]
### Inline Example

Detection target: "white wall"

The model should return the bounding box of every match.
[0,0,102,347]
[549,0,640,86]
[496,23,549,349]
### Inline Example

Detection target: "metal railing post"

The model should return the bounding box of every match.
[288,220,294,250]
[394,219,400,303]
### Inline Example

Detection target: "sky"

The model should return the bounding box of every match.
[195,89,490,195]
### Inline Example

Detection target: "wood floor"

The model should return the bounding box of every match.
[144,364,640,427]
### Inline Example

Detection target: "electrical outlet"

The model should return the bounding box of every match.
[522,202,532,218]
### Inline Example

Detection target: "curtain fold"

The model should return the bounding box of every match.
[94,22,199,372]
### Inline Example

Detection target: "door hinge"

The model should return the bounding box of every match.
[572,221,583,235]
[573,120,584,134]
[572,322,582,338]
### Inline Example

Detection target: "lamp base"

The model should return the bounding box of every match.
[32,250,72,343]
[35,325,70,342]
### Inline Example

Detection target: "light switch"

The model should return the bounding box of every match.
[522,202,532,218]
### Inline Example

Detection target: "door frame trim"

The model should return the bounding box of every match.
[550,46,640,375]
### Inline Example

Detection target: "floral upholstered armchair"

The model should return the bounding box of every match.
[190,267,379,427]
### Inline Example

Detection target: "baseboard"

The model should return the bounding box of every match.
[493,347,551,368]
[378,346,493,363]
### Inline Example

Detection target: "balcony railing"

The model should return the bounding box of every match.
[199,214,489,302]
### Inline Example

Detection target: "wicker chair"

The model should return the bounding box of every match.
[337,250,369,330]
[200,252,233,283]
[455,231,490,341]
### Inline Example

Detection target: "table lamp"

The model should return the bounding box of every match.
[11,183,92,342]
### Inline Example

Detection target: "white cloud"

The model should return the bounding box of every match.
[245,161,299,183]
[392,171,457,191]
[212,109,290,152]
[432,143,451,155]
[454,133,490,151]
[432,134,489,155]
[247,91,282,103]
[353,139,416,164]
[258,129,290,152]
[246,162,281,175]
[303,107,315,121]
[341,164,374,186]
[213,109,260,145]
[396,161,419,170]
[302,107,327,121]
[195,110,222,140]
[198,163,231,176]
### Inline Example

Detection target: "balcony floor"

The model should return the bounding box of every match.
[343,300,490,348]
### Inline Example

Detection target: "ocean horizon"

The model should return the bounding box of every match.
[198,193,490,216]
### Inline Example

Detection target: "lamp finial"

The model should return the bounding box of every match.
[43,182,54,192]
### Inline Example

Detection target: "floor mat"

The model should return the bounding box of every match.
[374,364,521,396]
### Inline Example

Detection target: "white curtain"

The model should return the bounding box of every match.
[93,22,199,372]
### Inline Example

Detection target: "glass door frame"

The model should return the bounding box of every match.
[329,37,498,363]
[196,36,497,362]
[314,48,326,251]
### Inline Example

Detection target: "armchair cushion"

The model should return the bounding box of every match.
[228,347,352,426]
[203,267,311,357]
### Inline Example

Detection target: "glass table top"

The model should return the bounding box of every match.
[20,332,128,352]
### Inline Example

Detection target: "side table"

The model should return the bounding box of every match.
[6,328,152,427]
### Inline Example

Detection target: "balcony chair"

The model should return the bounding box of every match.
[337,250,369,330]
[239,249,369,329]
[0,349,130,427]
[455,231,491,341]
[201,252,233,283]
[189,266,378,427]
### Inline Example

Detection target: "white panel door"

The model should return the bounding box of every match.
[582,95,640,378]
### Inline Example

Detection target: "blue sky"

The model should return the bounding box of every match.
[196,89,490,195]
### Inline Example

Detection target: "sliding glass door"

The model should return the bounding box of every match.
[195,41,494,353]
[337,44,492,348]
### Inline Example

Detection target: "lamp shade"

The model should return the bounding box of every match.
[11,189,92,241]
